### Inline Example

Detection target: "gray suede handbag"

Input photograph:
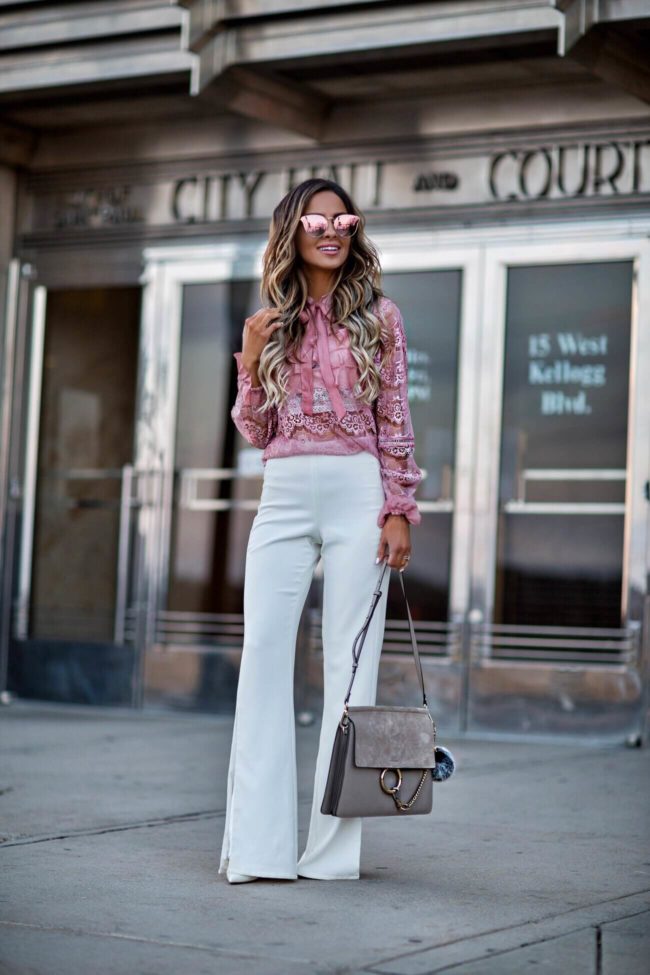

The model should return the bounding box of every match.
[321,558,447,818]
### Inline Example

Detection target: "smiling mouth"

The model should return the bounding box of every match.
[318,245,340,254]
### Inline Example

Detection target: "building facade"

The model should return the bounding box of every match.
[1,0,649,742]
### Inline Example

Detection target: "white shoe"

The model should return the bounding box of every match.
[227,870,257,884]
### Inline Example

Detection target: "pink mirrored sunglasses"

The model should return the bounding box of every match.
[299,213,360,238]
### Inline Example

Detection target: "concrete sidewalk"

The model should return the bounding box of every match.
[1,701,649,975]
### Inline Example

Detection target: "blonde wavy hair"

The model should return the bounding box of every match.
[254,178,390,411]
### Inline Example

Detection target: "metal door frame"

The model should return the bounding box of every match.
[474,236,650,630]
[0,259,26,695]
[14,284,46,641]
[464,233,650,741]
[0,264,45,690]
[136,243,261,672]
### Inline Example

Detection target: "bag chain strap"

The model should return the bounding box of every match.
[381,766,430,810]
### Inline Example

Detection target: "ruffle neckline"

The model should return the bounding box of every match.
[297,292,347,420]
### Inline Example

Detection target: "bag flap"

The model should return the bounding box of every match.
[349,706,436,768]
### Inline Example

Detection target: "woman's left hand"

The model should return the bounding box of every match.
[376,514,412,572]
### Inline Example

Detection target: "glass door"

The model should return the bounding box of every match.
[148,276,264,710]
[338,261,479,732]
[137,248,267,711]
[468,240,650,740]
[7,283,143,705]
[304,263,473,728]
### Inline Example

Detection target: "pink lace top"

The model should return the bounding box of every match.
[231,293,423,527]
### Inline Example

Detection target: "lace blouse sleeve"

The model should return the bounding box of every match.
[231,351,278,450]
[373,300,423,528]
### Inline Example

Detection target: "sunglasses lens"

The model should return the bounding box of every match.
[334,214,359,237]
[300,213,359,237]
[301,215,328,237]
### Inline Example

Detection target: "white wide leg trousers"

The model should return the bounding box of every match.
[218,451,390,880]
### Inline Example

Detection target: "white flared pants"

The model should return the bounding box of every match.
[218,451,390,880]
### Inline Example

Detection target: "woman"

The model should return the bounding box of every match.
[219,177,423,883]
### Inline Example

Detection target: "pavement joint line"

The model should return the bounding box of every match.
[599,905,650,926]
[365,923,604,975]
[357,888,650,975]
[2,900,649,975]
[0,919,315,966]
[362,896,650,974]
[1,815,639,850]
[0,797,318,849]
[0,809,226,848]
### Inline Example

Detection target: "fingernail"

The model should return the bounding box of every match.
[375,557,379,563]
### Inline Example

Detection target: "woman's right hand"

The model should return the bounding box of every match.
[241,308,284,374]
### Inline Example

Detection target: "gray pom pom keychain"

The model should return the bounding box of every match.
[431,745,456,782]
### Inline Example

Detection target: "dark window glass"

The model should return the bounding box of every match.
[168,280,261,620]
[30,288,139,642]
[381,270,462,624]
[495,261,633,627]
